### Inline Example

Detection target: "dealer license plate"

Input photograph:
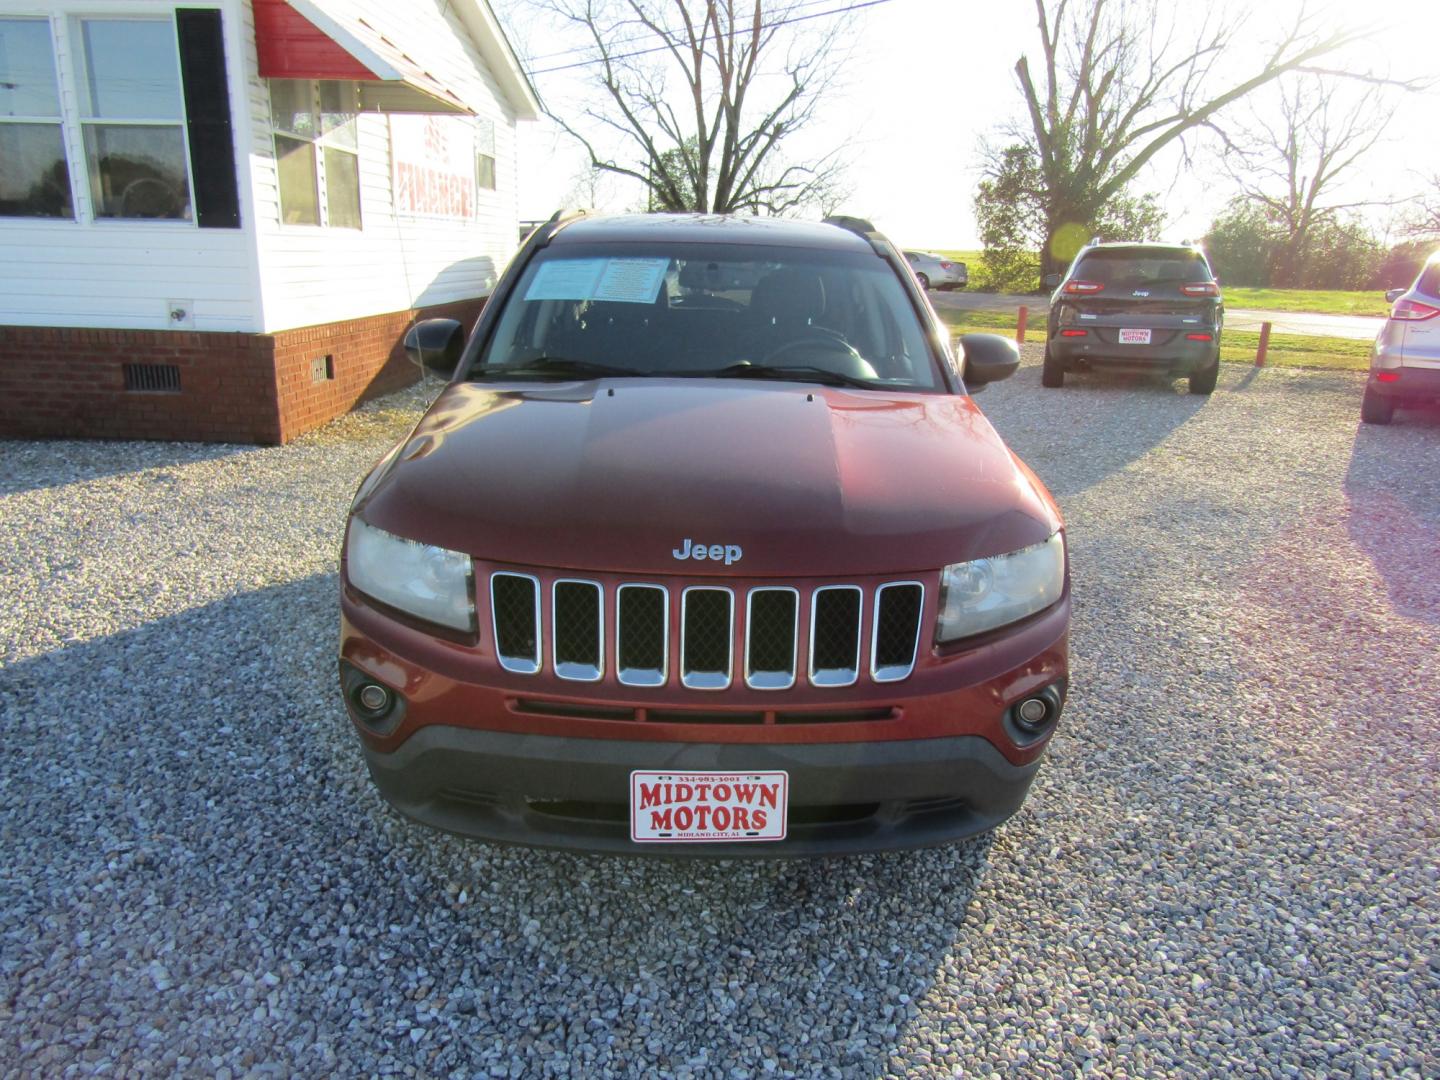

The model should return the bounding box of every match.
[1119,328,1152,344]
[630,771,788,843]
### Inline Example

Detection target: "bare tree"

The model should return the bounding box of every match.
[1221,75,1391,286]
[530,0,848,215]
[563,163,617,212]
[1009,0,1370,275]
[1407,176,1440,240]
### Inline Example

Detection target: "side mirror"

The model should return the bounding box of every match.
[404,318,465,375]
[1385,288,1405,303]
[1042,273,1061,290]
[958,333,1020,387]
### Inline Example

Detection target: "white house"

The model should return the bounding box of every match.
[0,0,538,443]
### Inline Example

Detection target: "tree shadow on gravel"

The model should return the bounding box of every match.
[1343,416,1440,624]
[977,362,1209,497]
[0,438,254,498]
[0,573,995,1077]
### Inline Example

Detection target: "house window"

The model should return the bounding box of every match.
[73,18,192,220]
[270,79,361,228]
[0,18,73,218]
[476,117,496,191]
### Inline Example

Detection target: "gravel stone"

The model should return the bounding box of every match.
[1,359,1437,1077]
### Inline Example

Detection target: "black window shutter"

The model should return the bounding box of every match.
[176,9,240,229]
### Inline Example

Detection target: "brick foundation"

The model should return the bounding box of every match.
[0,297,486,446]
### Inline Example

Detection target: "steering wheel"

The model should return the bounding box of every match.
[761,332,874,377]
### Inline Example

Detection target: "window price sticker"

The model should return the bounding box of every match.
[525,258,668,304]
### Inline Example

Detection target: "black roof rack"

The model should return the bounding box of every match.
[822,215,890,256]
[531,208,588,249]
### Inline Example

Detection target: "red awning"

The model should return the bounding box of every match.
[253,0,472,114]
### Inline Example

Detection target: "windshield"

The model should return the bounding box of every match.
[1072,248,1213,286]
[475,241,943,390]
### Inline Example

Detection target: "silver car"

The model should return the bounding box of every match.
[903,251,968,291]
[1364,251,1440,424]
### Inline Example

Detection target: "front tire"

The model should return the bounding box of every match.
[1041,346,1065,388]
[1361,386,1394,424]
[1188,351,1219,395]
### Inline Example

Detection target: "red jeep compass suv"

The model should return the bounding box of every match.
[339,213,1070,855]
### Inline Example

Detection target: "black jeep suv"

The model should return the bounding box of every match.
[1042,243,1224,394]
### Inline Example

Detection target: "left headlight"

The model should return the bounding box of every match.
[937,531,1065,642]
[346,518,475,632]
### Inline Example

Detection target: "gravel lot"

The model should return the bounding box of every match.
[2,358,1437,1077]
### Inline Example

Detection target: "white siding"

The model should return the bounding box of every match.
[0,0,262,332]
[240,0,522,333]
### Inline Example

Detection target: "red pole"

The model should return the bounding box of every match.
[1256,322,1271,367]
[1016,306,1028,345]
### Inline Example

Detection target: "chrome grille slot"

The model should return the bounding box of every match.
[616,584,667,687]
[681,587,733,690]
[809,585,862,687]
[871,582,924,682]
[745,587,798,690]
[491,573,541,674]
[552,580,603,681]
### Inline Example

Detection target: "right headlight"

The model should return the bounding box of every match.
[937,531,1065,642]
[346,518,475,632]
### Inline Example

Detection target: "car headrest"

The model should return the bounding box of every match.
[751,268,825,324]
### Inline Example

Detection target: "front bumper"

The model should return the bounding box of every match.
[361,726,1047,856]
[1049,330,1217,374]
[340,580,1069,856]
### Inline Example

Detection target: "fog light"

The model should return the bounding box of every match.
[1015,696,1051,730]
[358,683,392,713]
[1013,702,1048,728]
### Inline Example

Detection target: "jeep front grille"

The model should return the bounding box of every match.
[486,571,925,689]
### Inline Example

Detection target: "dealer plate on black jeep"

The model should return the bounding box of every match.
[1119,328,1152,344]
[630,771,788,843]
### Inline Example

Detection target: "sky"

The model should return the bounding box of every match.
[505,0,1440,251]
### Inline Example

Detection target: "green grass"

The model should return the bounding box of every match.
[1219,287,1390,318]
[931,249,985,267]
[936,308,1046,343]
[935,307,1369,370]
[1218,329,1370,371]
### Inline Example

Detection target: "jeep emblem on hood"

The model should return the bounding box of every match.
[673,538,743,565]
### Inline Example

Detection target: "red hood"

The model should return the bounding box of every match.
[357,380,1061,577]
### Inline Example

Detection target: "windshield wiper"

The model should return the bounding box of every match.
[682,362,882,390]
[472,356,650,381]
